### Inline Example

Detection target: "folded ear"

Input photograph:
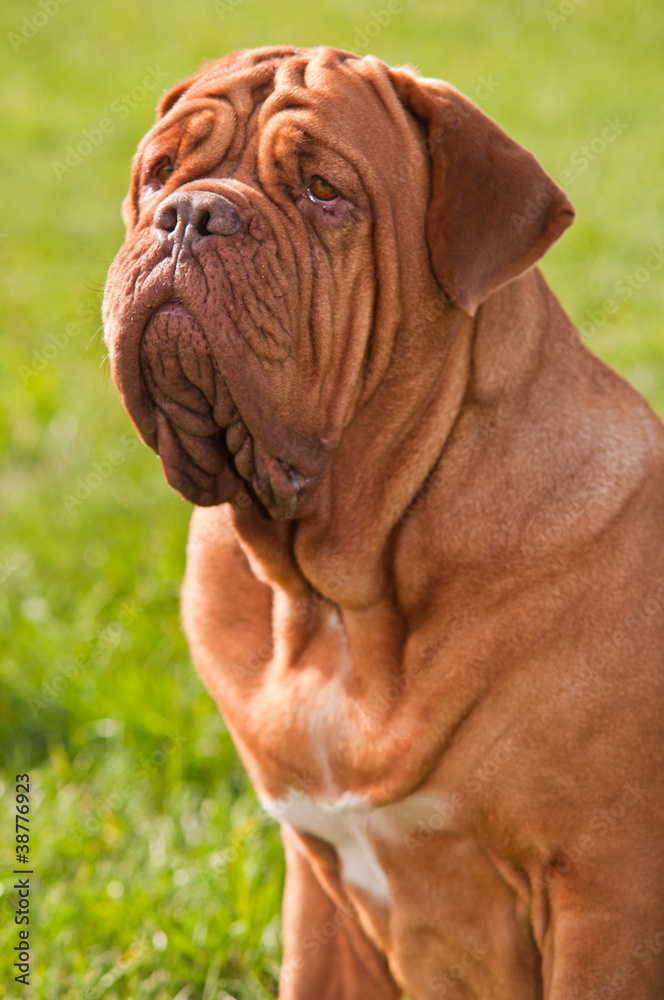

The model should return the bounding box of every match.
[389,69,575,315]
[157,76,198,118]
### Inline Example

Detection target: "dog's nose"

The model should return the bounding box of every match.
[154,190,241,244]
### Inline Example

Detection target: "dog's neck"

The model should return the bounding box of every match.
[294,292,474,600]
[230,270,550,598]
[230,266,641,613]
[228,265,646,682]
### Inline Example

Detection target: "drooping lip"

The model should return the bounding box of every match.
[226,414,323,518]
[106,283,179,454]
[109,294,325,514]
[154,299,189,314]
[250,439,319,518]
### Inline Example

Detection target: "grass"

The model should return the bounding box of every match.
[1,0,663,996]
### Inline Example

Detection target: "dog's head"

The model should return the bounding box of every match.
[103,46,574,517]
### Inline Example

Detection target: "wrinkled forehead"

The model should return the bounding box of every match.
[141,47,424,186]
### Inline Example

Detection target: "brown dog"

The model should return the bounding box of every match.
[103,45,664,999]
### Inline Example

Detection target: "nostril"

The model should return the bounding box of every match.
[153,193,241,244]
[211,203,241,236]
[155,204,177,233]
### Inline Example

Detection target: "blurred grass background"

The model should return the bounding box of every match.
[1,0,663,996]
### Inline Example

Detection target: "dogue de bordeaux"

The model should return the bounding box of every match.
[103,45,664,1000]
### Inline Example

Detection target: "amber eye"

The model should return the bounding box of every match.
[308,175,339,202]
[155,161,174,185]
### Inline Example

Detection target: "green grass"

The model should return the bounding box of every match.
[1,0,663,996]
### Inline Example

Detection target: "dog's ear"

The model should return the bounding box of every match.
[157,77,198,118]
[389,69,575,315]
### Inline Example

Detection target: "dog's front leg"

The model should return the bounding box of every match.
[279,826,402,1000]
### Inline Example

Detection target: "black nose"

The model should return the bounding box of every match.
[154,190,241,246]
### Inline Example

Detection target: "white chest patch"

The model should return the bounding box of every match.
[259,789,392,901]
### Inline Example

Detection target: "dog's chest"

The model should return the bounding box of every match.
[259,787,457,902]
[261,789,391,898]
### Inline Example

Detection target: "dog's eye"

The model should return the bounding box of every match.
[308,176,339,203]
[143,158,176,198]
[155,161,175,185]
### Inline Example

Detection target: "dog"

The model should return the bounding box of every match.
[103,45,664,1000]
